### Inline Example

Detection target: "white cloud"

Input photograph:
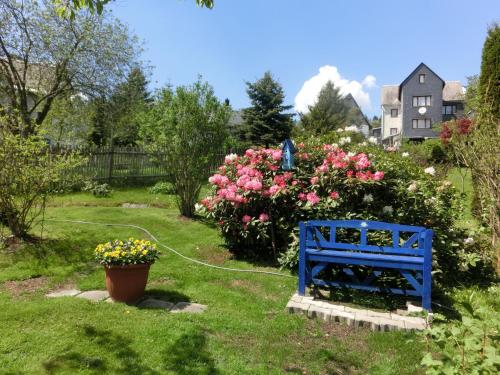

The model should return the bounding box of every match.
[294,65,376,114]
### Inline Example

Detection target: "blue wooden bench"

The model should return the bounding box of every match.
[298,220,434,310]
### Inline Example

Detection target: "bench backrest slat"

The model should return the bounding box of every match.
[304,220,426,257]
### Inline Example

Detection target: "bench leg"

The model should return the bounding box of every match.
[298,222,306,296]
[422,230,433,311]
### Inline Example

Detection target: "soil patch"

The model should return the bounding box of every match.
[195,245,232,265]
[3,276,49,298]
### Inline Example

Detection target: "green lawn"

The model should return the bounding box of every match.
[0,189,425,374]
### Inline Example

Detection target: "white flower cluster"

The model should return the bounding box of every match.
[408,182,418,192]
[402,152,409,157]
[363,194,374,203]
[368,136,378,145]
[382,205,393,214]
[344,125,360,133]
[339,136,351,146]
[224,153,238,163]
[424,166,436,176]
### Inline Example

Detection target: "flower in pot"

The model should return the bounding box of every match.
[95,238,160,303]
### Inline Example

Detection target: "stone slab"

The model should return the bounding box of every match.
[46,289,81,298]
[307,305,332,321]
[171,302,207,313]
[76,290,109,302]
[136,298,174,310]
[287,300,309,314]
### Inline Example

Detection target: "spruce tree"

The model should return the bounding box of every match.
[299,81,349,135]
[241,72,293,147]
[478,24,500,118]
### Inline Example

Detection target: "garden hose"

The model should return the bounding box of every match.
[46,219,295,278]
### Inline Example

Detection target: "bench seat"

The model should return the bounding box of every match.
[306,248,424,269]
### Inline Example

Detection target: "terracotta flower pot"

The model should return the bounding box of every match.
[105,263,151,303]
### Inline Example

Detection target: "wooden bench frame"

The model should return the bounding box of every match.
[298,220,434,310]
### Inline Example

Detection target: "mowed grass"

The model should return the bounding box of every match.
[0,189,424,374]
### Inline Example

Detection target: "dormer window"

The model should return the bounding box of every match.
[419,74,425,83]
[391,109,398,117]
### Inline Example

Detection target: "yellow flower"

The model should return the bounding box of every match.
[142,250,148,255]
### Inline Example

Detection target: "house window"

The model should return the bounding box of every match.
[390,109,398,117]
[412,119,432,129]
[412,96,432,107]
[390,128,398,135]
[419,74,425,83]
[442,105,457,115]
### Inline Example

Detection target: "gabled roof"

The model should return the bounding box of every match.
[381,85,400,106]
[343,93,371,128]
[398,62,445,99]
[443,81,465,101]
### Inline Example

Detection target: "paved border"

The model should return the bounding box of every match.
[286,293,431,331]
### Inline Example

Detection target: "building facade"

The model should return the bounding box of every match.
[380,63,464,146]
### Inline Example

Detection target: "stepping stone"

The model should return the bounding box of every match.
[136,298,174,310]
[121,203,149,208]
[171,302,207,313]
[46,289,81,298]
[76,290,109,302]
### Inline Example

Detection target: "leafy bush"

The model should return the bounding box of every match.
[139,78,231,217]
[420,287,500,374]
[0,126,82,239]
[148,181,175,195]
[399,139,449,167]
[199,137,484,283]
[83,181,112,197]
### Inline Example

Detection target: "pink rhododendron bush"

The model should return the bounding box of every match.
[198,139,487,282]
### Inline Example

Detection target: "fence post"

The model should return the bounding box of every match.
[107,144,114,184]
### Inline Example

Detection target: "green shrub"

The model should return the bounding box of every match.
[199,136,486,284]
[0,126,82,239]
[399,139,449,166]
[83,181,112,197]
[420,286,500,374]
[148,181,175,195]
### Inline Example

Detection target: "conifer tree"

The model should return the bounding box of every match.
[299,81,349,135]
[240,72,293,147]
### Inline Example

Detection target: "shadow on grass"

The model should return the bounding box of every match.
[162,329,218,375]
[42,325,217,375]
[43,325,160,375]
[142,288,191,304]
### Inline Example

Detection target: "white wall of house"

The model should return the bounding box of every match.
[381,105,402,139]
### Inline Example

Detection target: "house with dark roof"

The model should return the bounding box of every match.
[380,63,464,145]
[343,93,371,137]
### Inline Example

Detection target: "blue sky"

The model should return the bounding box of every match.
[110,0,499,118]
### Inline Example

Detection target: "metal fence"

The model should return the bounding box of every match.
[50,145,241,183]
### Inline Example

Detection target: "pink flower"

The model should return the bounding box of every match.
[244,179,262,191]
[271,150,283,161]
[269,184,282,196]
[316,164,329,173]
[306,192,320,205]
[236,174,251,187]
[208,174,229,187]
[310,176,319,185]
[346,170,354,178]
[258,213,269,222]
[245,149,256,157]
[298,192,307,201]
[242,215,252,223]
[373,171,385,181]
[329,191,339,200]
[297,142,305,148]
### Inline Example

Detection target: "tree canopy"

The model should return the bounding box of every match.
[240,71,294,147]
[52,0,215,19]
[299,81,349,135]
[139,78,231,217]
[0,0,140,136]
